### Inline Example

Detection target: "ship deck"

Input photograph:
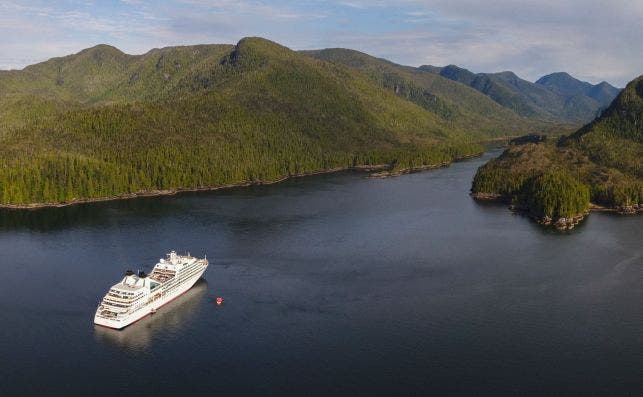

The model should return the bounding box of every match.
[149,269,175,283]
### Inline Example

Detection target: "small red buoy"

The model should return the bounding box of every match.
[216,297,223,305]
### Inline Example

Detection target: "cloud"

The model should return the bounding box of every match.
[321,0,643,85]
[0,0,641,86]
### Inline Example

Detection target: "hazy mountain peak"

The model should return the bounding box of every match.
[539,71,573,80]
[494,71,519,79]
[536,71,620,106]
[536,72,590,92]
[420,63,620,123]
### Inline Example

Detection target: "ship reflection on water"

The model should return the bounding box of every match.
[94,279,208,350]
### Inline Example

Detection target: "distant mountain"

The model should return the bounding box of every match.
[471,74,642,228]
[588,82,622,105]
[420,65,620,123]
[536,72,594,96]
[303,49,551,138]
[535,72,620,105]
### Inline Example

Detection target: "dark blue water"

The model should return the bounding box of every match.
[1,151,642,395]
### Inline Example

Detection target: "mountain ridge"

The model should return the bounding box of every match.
[302,48,561,138]
[421,64,620,123]
[536,71,620,104]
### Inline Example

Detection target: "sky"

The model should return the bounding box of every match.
[1,0,641,86]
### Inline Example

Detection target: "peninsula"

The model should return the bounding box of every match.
[471,75,642,229]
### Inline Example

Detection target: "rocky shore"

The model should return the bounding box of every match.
[532,212,589,230]
[469,192,508,201]
[590,203,643,214]
[367,162,451,179]
[472,193,640,230]
[368,153,482,179]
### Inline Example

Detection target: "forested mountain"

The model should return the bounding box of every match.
[302,48,553,138]
[421,64,620,123]
[0,37,490,206]
[471,75,642,228]
[0,43,236,104]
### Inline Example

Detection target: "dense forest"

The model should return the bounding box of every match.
[471,75,643,225]
[303,48,564,137]
[524,171,590,219]
[0,37,486,206]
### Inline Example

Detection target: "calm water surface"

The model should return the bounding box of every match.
[1,150,642,395]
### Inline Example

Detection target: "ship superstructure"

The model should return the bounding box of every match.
[94,251,208,329]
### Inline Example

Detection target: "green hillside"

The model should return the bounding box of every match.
[303,49,557,138]
[471,75,643,227]
[0,37,483,206]
[0,44,235,103]
[563,75,643,178]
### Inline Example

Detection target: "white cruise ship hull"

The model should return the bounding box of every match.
[94,261,208,330]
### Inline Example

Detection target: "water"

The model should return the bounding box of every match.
[1,150,642,395]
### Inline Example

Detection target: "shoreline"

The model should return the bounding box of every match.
[367,162,450,179]
[471,193,642,229]
[588,203,643,214]
[1,154,482,210]
[367,153,482,179]
[0,165,385,210]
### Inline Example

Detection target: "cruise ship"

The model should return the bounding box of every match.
[94,251,209,329]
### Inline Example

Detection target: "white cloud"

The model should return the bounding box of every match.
[323,0,643,85]
[0,0,641,86]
